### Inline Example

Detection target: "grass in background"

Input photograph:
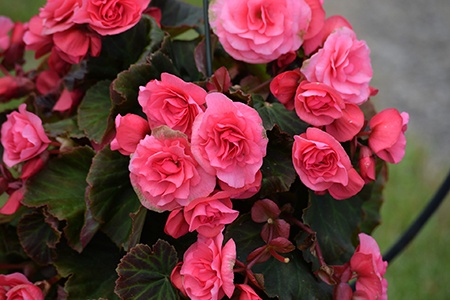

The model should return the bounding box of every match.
[2,1,449,299]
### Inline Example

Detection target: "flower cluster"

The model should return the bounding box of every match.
[0,0,405,299]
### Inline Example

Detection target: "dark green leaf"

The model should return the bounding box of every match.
[87,146,142,250]
[17,211,61,265]
[77,80,113,144]
[22,147,97,252]
[54,233,121,299]
[254,254,332,300]
[43,117,85,139]
[171,39,202,82]
[253,95,308,136]
[115,240,179,300]
[260,127,297,197]
[303,193,363,265]
[151,0,203,29]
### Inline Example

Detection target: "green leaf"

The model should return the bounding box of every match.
[54,233,122,299]
[171,39,202,82]
[115,240,179,300]
[303,193,363,265]
[152,0,203,29]
[260,127,297,197]
[77,80,113,144]
[44,117,85,139]
[87,146,142,250]
[253,95,308,136]
[254,254,332,300]
[22,147,97,252]
[17,211,61,265]
[224,214,265,263]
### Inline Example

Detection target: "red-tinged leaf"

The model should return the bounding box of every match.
[115,240,180,300]
[22,147,97,252]
[17,211,61,265]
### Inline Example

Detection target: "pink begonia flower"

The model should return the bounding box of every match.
[36,69,61,95]
[179,234,236,300]
[0,272,44,300]
[1,104,51,168]
[110,114,151,156]
[301,27,372,105]
[183,191,239,238]
[0,188,24,215]
[0,76,34,103]
[191,93,268,189]
[292,127,364,200]
[325,103,364,142]
[218,170,262,199]
[23,15,53,59]
[303,15,353,56]
[359,146,376,183]
[270,69,303,111]
[236,284,262,300]
[0,16,14,53]
[303,0,326,40]
[369,108,409,164]
[138,73,207,137]
[143,7,162,27]
[52,26,101,64]
[350,233,388,300]
[53,88,84,112]
[129,126,216,212]
[2,21,28,70]
[170,262,186,296]
[38,0,82,35]
[164,208,189,239]
[73,0,151,36]
[209,0,312,64]
[294,80,345,126]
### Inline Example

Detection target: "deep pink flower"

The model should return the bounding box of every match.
[53,88,84,112]
[270,69,303,111]
[179,234,236,300]
[183,191,239,238]
[350,233,388,300]
[0,272,44,300]
[1,104,51,168]
[218,170,262,199]
[294,80,345,126]
[2,21,28,70]
[369,108,409,164]
[209,0,312,64]
[23,15,53,59]
[164,208,189,239]
[52,26,101,64]
[0,76,34,103]
[36,69,61,95]
[236,284,262,300]
[138,73,207,137]
[325,103,364,142]
[129,126,216,212]
[301,27,372,105]
[292,127,364,200]
[0,188,24,215]
[303,15,353,55]
[0,16,14,53]
[359,146,376,183]
[191,93,268,189]
[73,0,151,36]
[39,0,82,35]
[110,113,150,156]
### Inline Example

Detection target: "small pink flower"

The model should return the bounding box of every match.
[270,69,303,111]
[74,0,151,36]
[53,88,84,112]
[294,80,345,126]
[324,103,364,142]
[138,73,207,137]
[0,76,34,103]
[369,108,409,164]
[2,22,28,70]
[183,191,239,238]
[180,234,236,300]
[191,93,268,189]
[301,27,372,105]
[0,16,14,54]
[1,104,51,168]
[110,114,150,156]
[36,69,61,95]
[350,233,388,300]
[129,126,216,212]
[0,188,24,215]
[164,208,189,239]
[209,0,312,64]
[52,26,101,64]
[236,284,262,300]
[359,146,376,183]
[0,272,44,300]
[292,127,364,200]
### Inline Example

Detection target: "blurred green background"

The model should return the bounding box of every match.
[1,0,449,299]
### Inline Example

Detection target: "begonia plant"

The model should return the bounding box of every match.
[0,0,408,299]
